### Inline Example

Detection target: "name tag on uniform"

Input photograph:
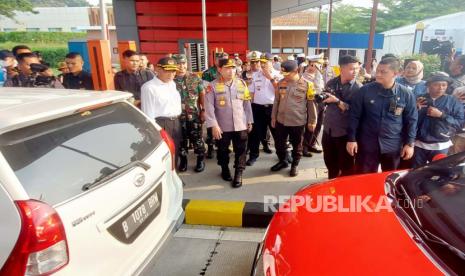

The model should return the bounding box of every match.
[395,106,403,116]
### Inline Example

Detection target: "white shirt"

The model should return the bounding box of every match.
[250,69,283,105]
[141,76,181,119]
[415,140,453,151]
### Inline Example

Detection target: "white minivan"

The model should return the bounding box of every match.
[0,88,184,276]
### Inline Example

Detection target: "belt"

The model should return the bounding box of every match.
[157,116,180,121]
[253,103,273,108]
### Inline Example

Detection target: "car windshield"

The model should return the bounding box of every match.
[396,152,465,273]
[0,102,160,206]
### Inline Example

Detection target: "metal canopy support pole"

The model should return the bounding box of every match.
[202,0,209,70]
[317,5,321,52]
[366,0,379,74]
[99,0,108,40]
[327,0,333,61]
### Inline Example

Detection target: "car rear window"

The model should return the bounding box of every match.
[0,102,161,205]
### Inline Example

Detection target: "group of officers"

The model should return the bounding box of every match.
[3,43,465,189]
[142,49,465,189]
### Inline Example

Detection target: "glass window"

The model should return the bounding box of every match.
[395,153,465,274]
[282,48,294,54]
[293,48,304,54]
[271,48,281,54]
[3,28,17,32]
[339,49,357,57]
[26,28,40,32]
[48,28,62,32]
[315,49,328,58]
[0,103,161,206]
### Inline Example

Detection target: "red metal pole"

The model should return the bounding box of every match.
[366,0,379,74]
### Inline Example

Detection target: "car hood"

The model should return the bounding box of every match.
[263,172,443,275]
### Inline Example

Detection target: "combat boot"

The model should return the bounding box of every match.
[178,155,188,172]
[194,156,205,172]
[232,169,243,188]
[221,165,232,181]
[290,165,299,177]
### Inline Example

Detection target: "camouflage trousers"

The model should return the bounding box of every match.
[180,117,206,157]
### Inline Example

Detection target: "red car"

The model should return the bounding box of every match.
[259,153,465,275]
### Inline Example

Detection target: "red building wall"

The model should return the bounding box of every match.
[135,0,249,66]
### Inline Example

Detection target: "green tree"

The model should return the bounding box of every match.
[0,0,35,19]
[318,0,465,33]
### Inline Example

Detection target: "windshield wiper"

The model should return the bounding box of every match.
[390,179,465,260]
[82,160,151,191]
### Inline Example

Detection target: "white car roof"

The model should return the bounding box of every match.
[0,88,132,134]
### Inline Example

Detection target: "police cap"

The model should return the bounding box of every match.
[157,57,178,71]
[260,52,273,63]
[218,58,236,68]
[281,60,298,76]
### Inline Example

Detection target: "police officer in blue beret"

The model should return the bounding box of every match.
[347,57,418,173]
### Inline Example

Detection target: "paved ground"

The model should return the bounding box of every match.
[143,225,265,276]
[180,147,327,202]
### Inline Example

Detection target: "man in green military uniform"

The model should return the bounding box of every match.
[202,51,229,159]
[173,54,206,172]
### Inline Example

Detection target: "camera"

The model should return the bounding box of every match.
[314,93,330,103]
[27,63,55,87]
[315,87,338,103]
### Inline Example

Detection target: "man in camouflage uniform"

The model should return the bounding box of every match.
[202,51,229,159]
[173,54,206,172]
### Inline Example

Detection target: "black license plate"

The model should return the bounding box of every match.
[108,184,162,244]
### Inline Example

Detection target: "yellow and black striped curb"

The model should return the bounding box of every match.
[182,199,279,228]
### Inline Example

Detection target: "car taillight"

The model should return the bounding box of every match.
[0,200,69,276]
[160,129,175,170]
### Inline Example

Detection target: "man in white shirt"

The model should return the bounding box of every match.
[246,52,283,166]
[141,57,182,165]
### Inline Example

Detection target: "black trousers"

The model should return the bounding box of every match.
[217,130,248,171]
[322,133,355,179]
[156,117,182,166]
[356,148,401,174]
[303,102,325,150]
[274,122,304,166]
[248,103,275,159]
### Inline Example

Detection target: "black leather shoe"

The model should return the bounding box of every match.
[271,161,289,172]
[263,145,273,154]
[302,150,313,158]
[246,157,257,166]
[194,156,205,172]
[290,165,299,177]
[221,166,232,181]
[178,156,188,172]
[232,170,242,188]
[206,145,214,159]
[309,147,323,153]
